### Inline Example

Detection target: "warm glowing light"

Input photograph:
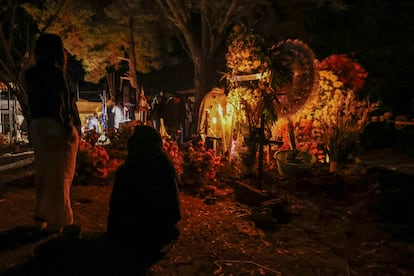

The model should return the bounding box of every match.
[229,71,270,81]
[218,104,223,116]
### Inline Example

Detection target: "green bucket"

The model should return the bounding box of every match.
[274,150,317,177]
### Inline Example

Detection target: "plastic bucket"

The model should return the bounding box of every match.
[274,150,317,177]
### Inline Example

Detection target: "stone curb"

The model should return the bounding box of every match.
[0,151,34,173]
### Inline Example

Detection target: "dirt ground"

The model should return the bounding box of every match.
[1,150,414,275]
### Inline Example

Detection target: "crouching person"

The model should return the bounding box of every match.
[107,125,181,274]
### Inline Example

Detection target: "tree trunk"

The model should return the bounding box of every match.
[128,16,139,106]
[192,53,209,131]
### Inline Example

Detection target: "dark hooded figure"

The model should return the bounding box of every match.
[107,125,181,262]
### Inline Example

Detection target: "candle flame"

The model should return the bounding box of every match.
[218,104,223,116]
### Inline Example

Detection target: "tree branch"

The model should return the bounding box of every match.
[210,0,239,58]
[0,23,16,72]
[40,0,67,33]
[156,0,188,29]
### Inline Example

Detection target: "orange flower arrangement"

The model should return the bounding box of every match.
[272,54,376,171]
[180,141,224,190]
[162,140,184,176]
[75,140,111,183]
[318,54,368,92]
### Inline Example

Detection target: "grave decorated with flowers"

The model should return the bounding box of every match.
[74,25,383,190]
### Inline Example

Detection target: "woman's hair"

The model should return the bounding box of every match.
[34,33,66,70]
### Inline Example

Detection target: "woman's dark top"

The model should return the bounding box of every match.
[25,62,81,131]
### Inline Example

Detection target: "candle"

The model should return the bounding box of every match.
[218,104,227,153]
[212,116,217,137]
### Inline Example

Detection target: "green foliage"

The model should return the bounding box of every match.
[103,0,173,72]
[23,0,116,82]
[22,0,173,83]
[266,45,294,91]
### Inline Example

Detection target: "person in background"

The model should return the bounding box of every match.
[151,94,165,131]
[164,93,186,143]
[138,93,150,124]
[184,95,195,140]
[107,125,181,273]
[106,100,115,129]
[25,33,81,234]
[86,112,99,133]
[111,99,127,130]
[158,91,166,105]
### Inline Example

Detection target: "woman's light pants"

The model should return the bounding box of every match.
[30,118,79,230]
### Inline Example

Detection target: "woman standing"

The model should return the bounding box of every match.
[25,34,81,233]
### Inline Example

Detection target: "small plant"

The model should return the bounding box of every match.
[312,72,378,171]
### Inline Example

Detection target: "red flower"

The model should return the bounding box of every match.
[318,54,368,92]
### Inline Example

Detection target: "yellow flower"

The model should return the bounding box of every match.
[241,50,250,58]
[253,60,261,67]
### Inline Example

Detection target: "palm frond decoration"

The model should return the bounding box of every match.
[267,39,319,118]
